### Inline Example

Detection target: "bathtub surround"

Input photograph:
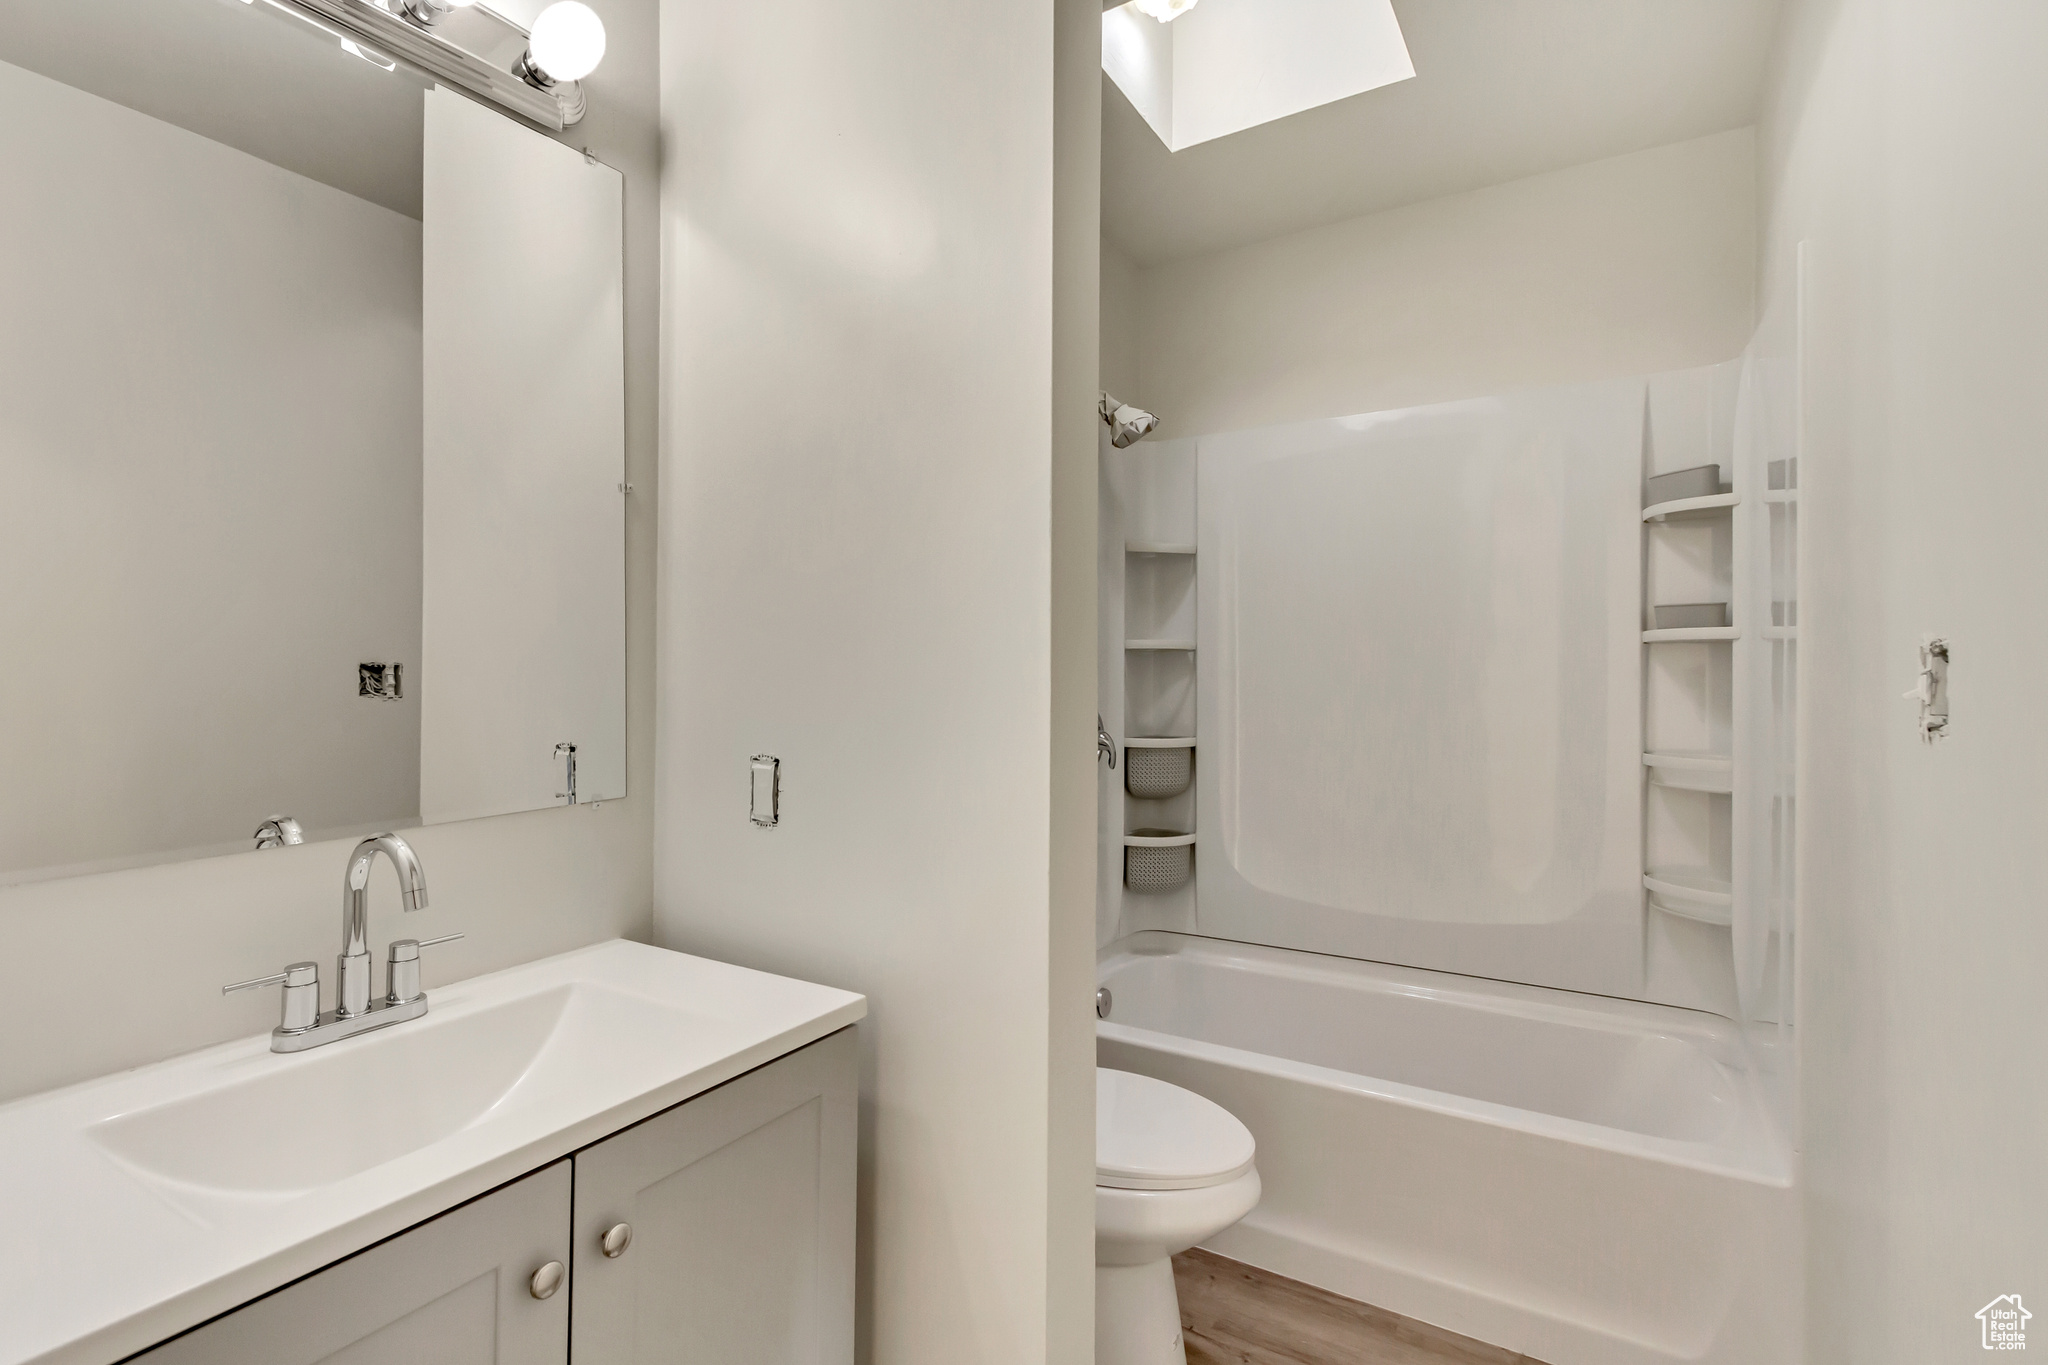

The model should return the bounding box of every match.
[653,0,1098,1360]
[0,0,659,1107]
[1759,0,2048,1358]
[1101,365,1776,1022]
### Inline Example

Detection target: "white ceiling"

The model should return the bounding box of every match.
[1103,0,1786,266]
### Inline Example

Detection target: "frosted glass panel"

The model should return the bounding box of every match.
[1197,381,1646,996]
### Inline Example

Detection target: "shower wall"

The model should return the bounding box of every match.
[1195,382,1647,996]
[1100,364,1769,1017]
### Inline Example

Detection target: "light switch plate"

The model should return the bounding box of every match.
[750,756,780,827]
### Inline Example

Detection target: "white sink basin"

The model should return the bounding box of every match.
[92,983,677,1208]
[0,939,864,1365]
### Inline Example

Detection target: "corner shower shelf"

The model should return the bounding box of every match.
[1642,626,1740,643]
[1126,541,1197,555]
[1126,638,1196,651]
[1123,831,1196,848]
[1643,751,1734,794]
[1643,492,1740,522]
[1123,830,1195,895]
[1124,736,1195,747]
[1644,868,1734,927]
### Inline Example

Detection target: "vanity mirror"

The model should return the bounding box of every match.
[0,0,626,885]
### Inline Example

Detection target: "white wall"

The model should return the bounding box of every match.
[0,56,421,881]
[1133,128,1757,439]
[1048,5,1102,1355]
[1760,1,2048,1358]
[0,0,659,1107]
[653,0,1090,1357]
[1100,234,1143,404]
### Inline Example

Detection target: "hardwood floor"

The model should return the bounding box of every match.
[1173,1248,1548,1365]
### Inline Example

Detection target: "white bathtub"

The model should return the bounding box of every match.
[1096,933,1798,1365]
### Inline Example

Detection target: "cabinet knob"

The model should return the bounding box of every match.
[530,1261,565,1300]
[601,1222,633,1258]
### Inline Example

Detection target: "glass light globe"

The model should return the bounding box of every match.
[528,1,606,82]
[1131,0,1198,20]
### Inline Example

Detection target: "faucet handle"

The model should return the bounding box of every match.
[385,933,463,1007]
[223,961,321,1034]
[388,933,464,961]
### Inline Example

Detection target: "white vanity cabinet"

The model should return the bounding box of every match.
[571,1026,859,1365]
[129,1161,572,1365]
[123,1031,856,1365]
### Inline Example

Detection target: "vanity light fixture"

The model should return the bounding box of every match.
[1132,0,1200,20]
[257,0,595,127]
[516,1,607,124]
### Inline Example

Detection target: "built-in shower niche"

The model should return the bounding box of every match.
[1121,479,1198,743]
[1123,550,1196,888]
[1644,487,1735,640]
[1644,623,1734,932]
[1123,645,1195,739]
[1124,547,1196,646]
[1104,437,1199,931]
[1645,639,1733,762]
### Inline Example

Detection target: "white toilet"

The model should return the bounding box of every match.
[1095,1068,1262,1365]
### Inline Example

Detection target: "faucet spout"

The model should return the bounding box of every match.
[338,833,428,1017]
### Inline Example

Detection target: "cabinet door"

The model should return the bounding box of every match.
[132,1160,572,1365]
[571,1028,858,1365]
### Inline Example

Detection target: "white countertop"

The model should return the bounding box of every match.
[0,939,865,1365]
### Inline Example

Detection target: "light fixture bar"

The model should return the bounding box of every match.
[276,0,572,128]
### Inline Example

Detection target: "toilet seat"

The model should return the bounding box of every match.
[1096,1068,1255,1191]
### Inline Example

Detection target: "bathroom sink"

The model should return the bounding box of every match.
[91,982,686,1207]
[0,939,864,1365]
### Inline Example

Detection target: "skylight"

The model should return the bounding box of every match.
[1102,0,1415,152]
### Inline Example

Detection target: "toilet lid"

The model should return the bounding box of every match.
[1095,1068,1256,1191]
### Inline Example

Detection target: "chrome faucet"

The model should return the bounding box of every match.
[339,834,429,1016]
[223,833,461,1053]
